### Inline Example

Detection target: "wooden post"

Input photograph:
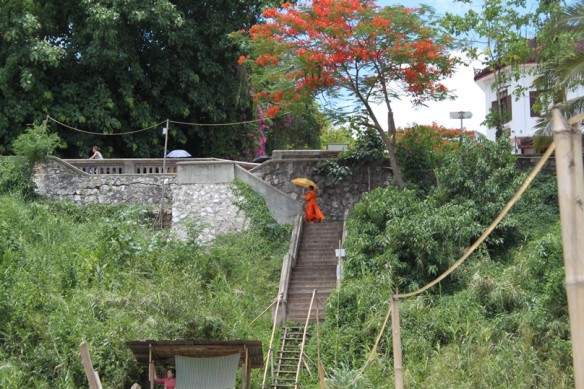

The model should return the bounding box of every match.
[149,344,154,389]
[552,109,584,388]
[392,295,403,389]
[295,289,317,389]
[316,306,325,389]
[262,294,282,388]
[79,341,101,389]
[245,346,251,389]
[241,345,250,389]
[159,119,169,228]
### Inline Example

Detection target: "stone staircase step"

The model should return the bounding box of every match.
[288,278,335,284]
[284,221,342,323]
[287,287,334,294]
[290,272,336,279]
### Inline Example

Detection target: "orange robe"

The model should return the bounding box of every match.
[304,190,326,222]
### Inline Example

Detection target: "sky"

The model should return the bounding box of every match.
[371,53,488,134]
[371,0,537,136]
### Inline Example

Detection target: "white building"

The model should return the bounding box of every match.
[474,62,584,154]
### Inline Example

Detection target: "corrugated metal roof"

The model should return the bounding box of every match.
[125,340,264,369]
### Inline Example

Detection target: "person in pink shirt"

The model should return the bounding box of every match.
[154,368,176,389]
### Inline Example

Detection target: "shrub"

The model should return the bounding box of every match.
[0,123,63,199]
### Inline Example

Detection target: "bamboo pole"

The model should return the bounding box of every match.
[79,341,101,389]
[392,295,403,389]
[552,109,584,388]
[149,344,154,389]
[242,345,250,389]
[295,289,317,389]
[262,294,282,388]
[317,306,326,389]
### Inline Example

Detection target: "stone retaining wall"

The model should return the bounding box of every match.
[250,158,392,221]
[34,155,394,241]
[172,182,249,243]
[34,157,173,205]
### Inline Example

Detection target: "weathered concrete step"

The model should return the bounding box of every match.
[288,281,334,288]
[297,247,339,253]
[290,265,337,279]
[287,293,329,308]
[288,289,331,296]
[299,246,340,252]
[288,304,327,312]
[289,272,337,285]
[287,298,329,306]
[289,283,336,291]
[293,266,336,272]
[296,257,337,262]
[291,270,336,276]
[292,264,336,270]
[295,258,337,263]
[298,243,339,247]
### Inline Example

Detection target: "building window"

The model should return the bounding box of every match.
[491,89,512,122]
[530,91,542,117]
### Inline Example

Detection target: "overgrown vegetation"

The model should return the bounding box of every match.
[301,137,569,388]
[0,180,289,387]
[0,125,571,388]
[0,122,63,199]
[315,126,386,186]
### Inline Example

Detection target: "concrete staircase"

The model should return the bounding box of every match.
[286,221,343,323]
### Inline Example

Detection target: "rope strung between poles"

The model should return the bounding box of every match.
[396,141,556,299]
[47,115,263,136]
[47,115,165,135]
[168,118,261,126]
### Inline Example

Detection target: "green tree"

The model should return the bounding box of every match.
[236,1,459,188]
[0,122,63,198]
[534,0,584,139]
[0,0,282,158]
[441,0,558,138]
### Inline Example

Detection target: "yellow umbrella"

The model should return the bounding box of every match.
[291,178,318,189]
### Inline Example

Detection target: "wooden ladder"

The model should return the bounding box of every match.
[272,326,307,388]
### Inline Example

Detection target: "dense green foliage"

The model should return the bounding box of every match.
[0,181,289,388]
[0,126,571,387]
[315,127,386,186]
[395,124,463,193]
[264,110,324,154]
[0,122,63,199]
[301,138,570,388]
[0,0,290,159]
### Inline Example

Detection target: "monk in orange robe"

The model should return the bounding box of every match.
[304,185,326,223]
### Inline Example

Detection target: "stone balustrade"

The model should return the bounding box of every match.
[64,158,218,175]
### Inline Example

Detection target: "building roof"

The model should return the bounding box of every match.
[473,38,584,82]
[125,340,264,369]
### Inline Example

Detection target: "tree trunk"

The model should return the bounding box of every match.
[383,108,405,188]
[375,126,405,188]
[358,96,405,188]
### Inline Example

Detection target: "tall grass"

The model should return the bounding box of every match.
[303,139,570,388]
[0,183,289,388]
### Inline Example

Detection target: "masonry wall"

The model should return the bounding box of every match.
[33,155,394,242]
[250,158,392,221]
[34,157,173,205]
[172,182,249,243]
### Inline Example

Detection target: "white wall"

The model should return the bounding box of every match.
[475,63,584,153]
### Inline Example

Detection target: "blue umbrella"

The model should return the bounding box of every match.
[166,149,192,158]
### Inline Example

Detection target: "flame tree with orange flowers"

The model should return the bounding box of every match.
[235,0,459,188]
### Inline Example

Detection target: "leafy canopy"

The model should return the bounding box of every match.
[0,0,283,158]
[237,0,459,187]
